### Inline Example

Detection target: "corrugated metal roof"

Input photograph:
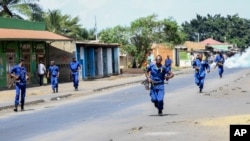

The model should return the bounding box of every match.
[0,28,72,41]
[76,41,120,47]
[208,44,231,51]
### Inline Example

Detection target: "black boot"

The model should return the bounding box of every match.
[154,102,158,108]
[158,110,163,116]
[21,104,24,111]
[152,101,158,108]
[13,105,18,112]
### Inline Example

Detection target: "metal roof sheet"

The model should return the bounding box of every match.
[0,28,72,41]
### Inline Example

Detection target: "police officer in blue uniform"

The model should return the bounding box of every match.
[69,57,81,91]
[164,55,172,72]
[10,58,29,112]
[145,55,174,116]
[214,52,225,78]
[193,54,210,93]
[47,61,59,93]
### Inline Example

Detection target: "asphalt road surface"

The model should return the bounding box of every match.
[0,68,249,141]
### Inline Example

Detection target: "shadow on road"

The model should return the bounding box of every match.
[149,113,178,117]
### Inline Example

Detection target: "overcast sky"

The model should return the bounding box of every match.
[38,0,250,31]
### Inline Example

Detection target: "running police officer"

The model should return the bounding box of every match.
[193,54,210,93]
[214,51,225,78]
[145,55,174,116]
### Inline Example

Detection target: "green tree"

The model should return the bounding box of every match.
[99,14,186,68]
[44,10,85,40]
[182,14,250,48]
[98,25,130,54]
[0,0,43,21]
[77,28,90,40]
[87,28,97,40]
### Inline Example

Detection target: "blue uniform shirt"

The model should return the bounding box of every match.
[214,55,225,64]
[11,65,27,84]
[164,58,172,72]
[49,65,59,76]
[193,59,210,77]
[147,64,169,85]
[165,59,172,67]
[70,61,80,73]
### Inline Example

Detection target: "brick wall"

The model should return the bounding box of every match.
[152,44,175,66]
[48,41,74,82]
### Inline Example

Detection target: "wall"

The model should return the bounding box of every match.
[152,44,174,66]
[120,55,133,68]
[0,41,47,89]
[48,41,75,82]
[179,51,192,67]
[0,17,46,30]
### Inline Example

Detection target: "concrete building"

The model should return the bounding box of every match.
[0,17,71,89]
[75,41,120,80]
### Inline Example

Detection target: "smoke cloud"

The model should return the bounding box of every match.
[224,47,250,68]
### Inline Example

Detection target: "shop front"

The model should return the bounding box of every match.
[0,27,71,89]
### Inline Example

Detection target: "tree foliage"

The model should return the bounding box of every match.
[99,14,186,68]
[0,0,43,21]
[182,14,250,48]
[98,25,130,54]
[43,9,88,40]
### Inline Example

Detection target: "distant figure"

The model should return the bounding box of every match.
[69,57,81,91]
[146,50,154,67]
[214,51,225,78]
[10,58,29,112]
[164,55,172,72]
[208,54,215,64]
[190,53,195,66]
[37,60,46,86]
[47,61,59,93]
[192,54,210,93]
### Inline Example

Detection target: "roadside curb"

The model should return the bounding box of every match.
[0,99,45,111]
[51,94,73,101]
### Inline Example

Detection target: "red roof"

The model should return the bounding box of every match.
[199,38,222,45]
[0,28,71,41]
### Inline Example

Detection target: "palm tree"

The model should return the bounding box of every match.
[44,9,86,40]
[0,0,43,21]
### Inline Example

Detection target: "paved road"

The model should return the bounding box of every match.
[0,68,249,141]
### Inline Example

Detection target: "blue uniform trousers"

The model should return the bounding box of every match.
[15,83,26,106]
[194,73,205,90]
[218,66,224,77]
[150,84,165,111]
[71,72,79,88]
[50,76,58,90]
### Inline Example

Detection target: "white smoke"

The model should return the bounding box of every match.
[224,47,250,68]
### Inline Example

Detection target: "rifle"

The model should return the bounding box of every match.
[8,76,16,89]
[214,61,223,69]
[141,79,150,90]
[141,79,168,90]
[8,73,29,89]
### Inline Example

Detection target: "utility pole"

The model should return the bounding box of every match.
[197,33,200,43]
[195,32,200,43]
[95,16,98,40]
